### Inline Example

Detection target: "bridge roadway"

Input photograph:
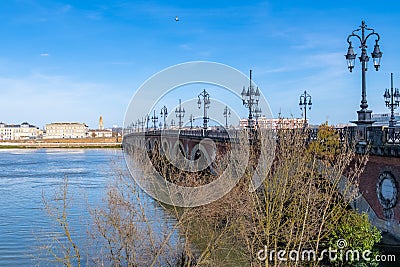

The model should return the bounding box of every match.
[123,126,400,242]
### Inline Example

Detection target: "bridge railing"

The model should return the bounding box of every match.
[126,129,241,141]
[124,126,400,158]
[307,126,400,146]
[356,126,400,146]
[383,127,400,144]
[125,126,400,146]
[304,127,357,144]
[309,126,392,146]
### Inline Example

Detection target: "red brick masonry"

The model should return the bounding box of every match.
[359,155,400,222]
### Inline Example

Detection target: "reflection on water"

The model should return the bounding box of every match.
[0,148,171,266]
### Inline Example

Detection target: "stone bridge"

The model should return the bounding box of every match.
[124,129,235,166]
[123,126,400,243]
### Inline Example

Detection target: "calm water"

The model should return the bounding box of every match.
[0,149,128,266]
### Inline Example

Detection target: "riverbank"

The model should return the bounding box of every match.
[0,137,122,149]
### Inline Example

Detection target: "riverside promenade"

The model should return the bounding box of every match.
[0,137,122,148]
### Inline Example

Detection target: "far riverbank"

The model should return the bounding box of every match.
[0,137,122,149]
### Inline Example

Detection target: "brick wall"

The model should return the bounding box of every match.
[359,155,400,222]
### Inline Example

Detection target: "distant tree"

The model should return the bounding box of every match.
[308,122,341,163]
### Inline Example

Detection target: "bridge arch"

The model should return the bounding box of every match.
[190,143,215,172]
[171,140,187,159]
[154,140,160,153]
[161,139,170,157]
[146,139,152,152]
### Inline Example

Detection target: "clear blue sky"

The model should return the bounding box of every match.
[1,0,400,128]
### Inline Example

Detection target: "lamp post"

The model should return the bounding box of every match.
[151,110,158,130]
[140,117,145,132]
[160,105,168,129]
[254,106,262,128]
[145,115,150,131]
[223,106,231,128]
[345,20,382,124]
[241,70,260,129]
[175,99,185,129]
[198,89,211,130]
[384,73,400,128]
[189,114,194,129]
[299,90,312,128]
[128,122,133,133]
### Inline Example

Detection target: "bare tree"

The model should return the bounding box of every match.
[41,177,81,267]
[42,125,376,267]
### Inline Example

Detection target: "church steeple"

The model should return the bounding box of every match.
[99,116,104,130]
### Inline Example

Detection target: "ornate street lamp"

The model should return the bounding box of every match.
[170,119,175,127]
[139,117,145,132]
[223,106,231,128]
[145,114,150,131]
[151,110,158,130]
[160,105,168,129]
[241,70,260,129]
[175,99,185,129]
[254,106,262,127]
[345,20,382,124]
[189,114,194,129]
[384,73,400,128]
[299,90,312,128]
[198,89,211,129]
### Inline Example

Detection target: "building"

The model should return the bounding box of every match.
[239,117,305,129]
[0,122,41,140]
[99,116,104,130]
[88,129,113,138]
[372,113,400,127]
[45,122,88,139]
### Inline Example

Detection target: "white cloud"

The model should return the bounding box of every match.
[0,73,129,128]
[60,4,72,13]
[179,44,192,51]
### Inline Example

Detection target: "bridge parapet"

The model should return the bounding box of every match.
[384,127,400,144]
[303,126,400,157]
[350,126,400,157]
[124,126,400,157]
[125,129,243,143]
[307,127,356,143]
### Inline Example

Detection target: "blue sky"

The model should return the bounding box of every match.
[1,0,400,128]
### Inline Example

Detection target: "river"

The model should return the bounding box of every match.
[0,148,167,266]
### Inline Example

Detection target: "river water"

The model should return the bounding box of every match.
[1,148,398,266]
[0,148,150,266]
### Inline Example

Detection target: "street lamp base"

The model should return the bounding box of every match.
[350,110,376,142]
[351,109,375,125]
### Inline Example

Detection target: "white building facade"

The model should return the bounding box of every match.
[45,122,89,139]
[372,113,400,127]
[239,117,306,129]
[88,129,113,138]
[0,122,41,140]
